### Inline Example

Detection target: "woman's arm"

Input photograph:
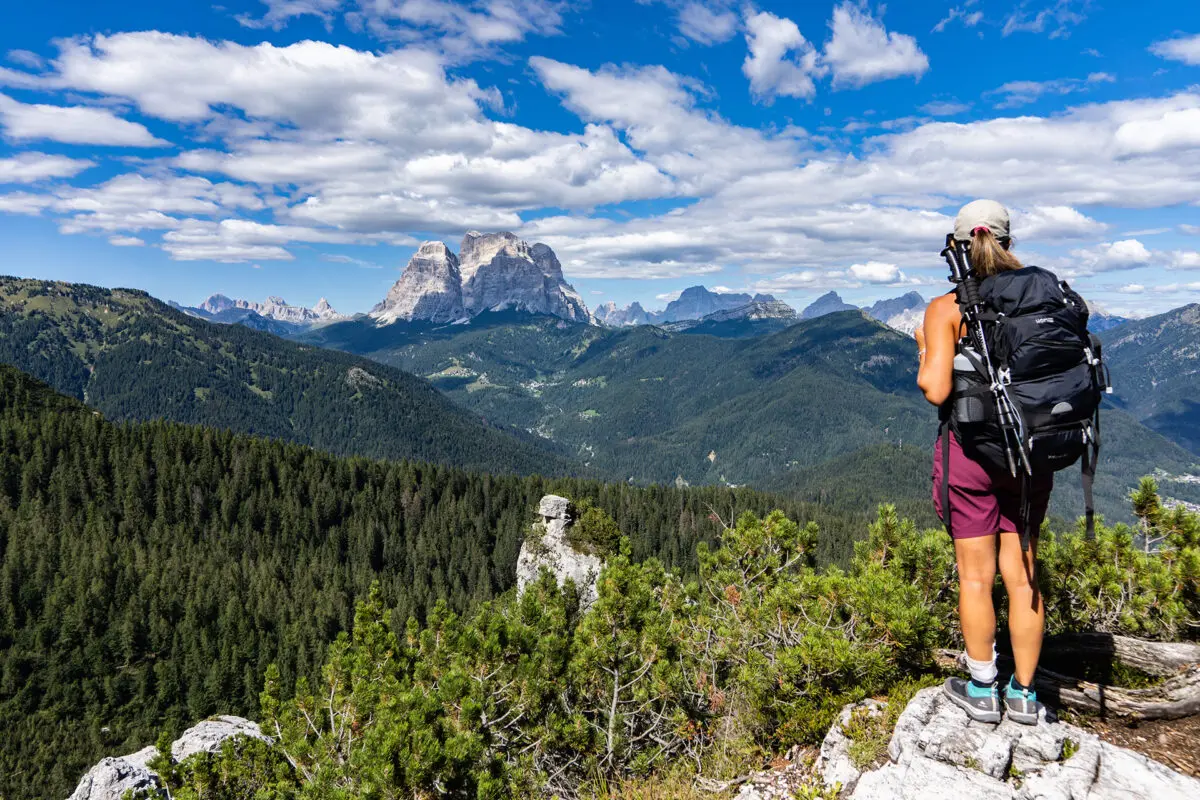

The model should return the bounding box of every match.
[916,295,960,406]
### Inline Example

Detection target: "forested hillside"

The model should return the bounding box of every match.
[0,278,572,477]
[1104,304,1200,455]
[305,309,1200,523]
[307,310,935,482]
[0,365,863,800]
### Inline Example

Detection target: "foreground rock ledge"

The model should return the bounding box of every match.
[820,687,1200,800]
[68,715,271,800]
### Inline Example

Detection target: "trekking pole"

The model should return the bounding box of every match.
[940,236,1033,478]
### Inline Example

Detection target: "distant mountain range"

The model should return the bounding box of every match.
[171,294,348,335]
[0,277,574,477]
[1104,303,1200,455]
[171,236,1135,342]
[598,286,925,333]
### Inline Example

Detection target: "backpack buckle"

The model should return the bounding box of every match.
[998,367,1012,386]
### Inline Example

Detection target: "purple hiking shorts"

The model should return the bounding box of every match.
[932,430,1053,540]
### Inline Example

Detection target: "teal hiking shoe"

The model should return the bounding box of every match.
[943,677,1001,723]
[1004,676,1042,725]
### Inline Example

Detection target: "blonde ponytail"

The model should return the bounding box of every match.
[969,228,1023,277]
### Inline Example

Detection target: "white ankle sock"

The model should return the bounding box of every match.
[966,651,998,684]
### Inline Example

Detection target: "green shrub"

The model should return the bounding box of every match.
[242,486,1197,798]
[567,498,624,556]
[1039,479,1200,640]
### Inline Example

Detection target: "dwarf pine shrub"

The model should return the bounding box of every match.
[147,488,1197,798]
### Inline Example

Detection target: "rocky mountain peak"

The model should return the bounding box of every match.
[801,291,858,320]
[312,297,339,319]
[596,300,653,326]
[371,240,465,325]
[199,293,235,314]
[372,233,591,325]
[866,291,925,322]
[661,286,755,323]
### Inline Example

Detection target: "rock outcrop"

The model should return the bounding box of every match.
[371,241,465,324]
[800,291,858,320]
[821,687,1200,799]
[67,747,159,800]
[516,495,602,610]
[67,716,272,800]
[170,715,272,762]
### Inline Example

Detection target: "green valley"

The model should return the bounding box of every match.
[303,309,1200,524]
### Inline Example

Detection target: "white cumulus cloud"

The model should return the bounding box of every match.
[849,261,902,283]
[1150,33,1200,65]
[0,93,168,146]
[677,2,739,44]
[1070,239,1153,272]
[742,10,821,102]
[1013,206,1108,241]
[823,3,929,89]
[0,152,95,183]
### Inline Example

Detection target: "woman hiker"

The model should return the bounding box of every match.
[914,199,1048,725]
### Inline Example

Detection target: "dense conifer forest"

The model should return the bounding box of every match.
[0,365,866,800]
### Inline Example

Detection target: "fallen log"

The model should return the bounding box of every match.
[1043,633,1200,677]
[934,633,1200,721]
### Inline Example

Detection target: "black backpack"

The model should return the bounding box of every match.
[941,266,1111,544]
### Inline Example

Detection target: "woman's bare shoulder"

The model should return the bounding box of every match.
[925,293,959,320]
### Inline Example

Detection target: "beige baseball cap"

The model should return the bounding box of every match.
[953,199,1010,242]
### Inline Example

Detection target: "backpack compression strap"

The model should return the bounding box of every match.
[1018,474,1031,552]
[940,417,952,536]
[1081,409,1100,540]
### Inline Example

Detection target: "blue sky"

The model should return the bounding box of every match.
[1,0,1199,318]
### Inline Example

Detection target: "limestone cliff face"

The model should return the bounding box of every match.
[370,241,465,324]
[515,495,602,610]
[460,233,591,322]
[372,232,592,325]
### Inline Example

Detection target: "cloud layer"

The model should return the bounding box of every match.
[0,11,1197,315]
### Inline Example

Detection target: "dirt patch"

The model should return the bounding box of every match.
[1068,712,1200,777]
